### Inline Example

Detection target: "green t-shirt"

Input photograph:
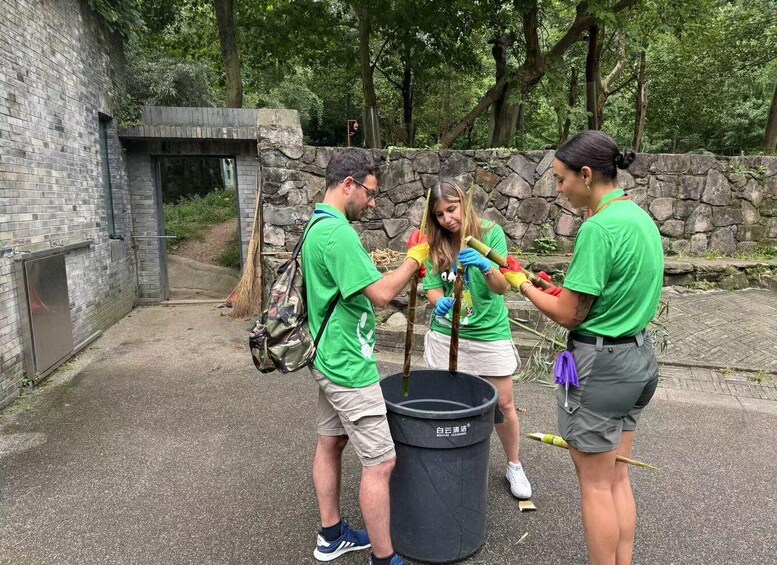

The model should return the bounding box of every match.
[302,204,383,388]
[423,221,512,342]
[563,189,664,337]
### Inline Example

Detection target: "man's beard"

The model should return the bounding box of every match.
[345,201,365,222]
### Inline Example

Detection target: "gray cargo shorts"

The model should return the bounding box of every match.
[310,366,396,467]
[557,331,659,454]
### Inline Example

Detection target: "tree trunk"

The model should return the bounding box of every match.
[489,34,520,147]
[357,7,381,148]
[632,50,648,152]
[438,73,452,143]
[402,45,415,146]
[585,24,601,130]
[439,0,639,149]
[598,32,629,127]
[560,67,579,145]
[764,81,777,155]
[213,0,242,108]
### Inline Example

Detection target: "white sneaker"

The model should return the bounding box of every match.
[506,462,532,499]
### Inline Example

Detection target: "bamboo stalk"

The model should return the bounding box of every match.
[448,187,474,374]
[526,433,660,470]
[402,277,418,396]
[448,270,464,373]
[464,236,552,290]
[402,185,433,396]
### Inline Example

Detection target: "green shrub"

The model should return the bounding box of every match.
[219,231,242,269]
[533,236,558,255]
[164,188,237,243]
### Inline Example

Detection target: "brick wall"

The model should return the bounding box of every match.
[122,139,259,301]
[0,0,136,408]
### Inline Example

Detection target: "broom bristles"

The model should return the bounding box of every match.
[229,238,259,317]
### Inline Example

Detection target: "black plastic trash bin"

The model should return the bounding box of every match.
[380,370,499,564]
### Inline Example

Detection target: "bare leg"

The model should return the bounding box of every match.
[613,432,637,565]
[569,446,619,565]
[360,458,396,557]
[483,375,521,463]
[313,434,348,527]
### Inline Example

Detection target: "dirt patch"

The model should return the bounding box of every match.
[168,219,238,266]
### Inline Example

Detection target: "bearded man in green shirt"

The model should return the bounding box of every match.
[302,149,428,565]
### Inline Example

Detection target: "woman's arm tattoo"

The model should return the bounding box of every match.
[574,293,596,324]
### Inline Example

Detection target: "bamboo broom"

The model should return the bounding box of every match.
[526,433,659,470]
[230,169,264,317]
[402,186,433,397]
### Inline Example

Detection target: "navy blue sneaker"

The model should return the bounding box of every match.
[369,555,407,565]
[313,519,371,561]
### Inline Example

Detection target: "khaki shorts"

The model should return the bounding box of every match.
[557,332,659,454]
[310,367,396,467]
[423,330,520,377]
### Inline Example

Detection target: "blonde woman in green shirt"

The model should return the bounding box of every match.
[421,180,532,500]
[504,131,663,565]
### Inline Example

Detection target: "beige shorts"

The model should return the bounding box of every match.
[423,330,520,377]
[310,367,396,467]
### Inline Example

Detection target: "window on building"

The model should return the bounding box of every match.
[98,113,116,236]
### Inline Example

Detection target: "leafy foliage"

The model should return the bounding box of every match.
[163,188,237,243]
[88,0,144,39]
[123,0,776,154]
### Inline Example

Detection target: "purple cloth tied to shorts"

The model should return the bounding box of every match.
[554,351,579,407]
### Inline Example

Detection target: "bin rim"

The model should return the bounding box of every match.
[382,370,499,421]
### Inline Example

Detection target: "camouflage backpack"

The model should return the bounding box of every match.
[249,212,339,374]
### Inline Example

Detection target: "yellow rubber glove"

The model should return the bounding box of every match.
[503,270,529,290]
[406,242,430,267]
[500,256,529,291]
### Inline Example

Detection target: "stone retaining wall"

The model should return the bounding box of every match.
[260,148,777,256]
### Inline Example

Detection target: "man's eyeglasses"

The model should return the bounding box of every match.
[350,178,377,202]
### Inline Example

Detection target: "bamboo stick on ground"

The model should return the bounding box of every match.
[508,317,567,349]
[526,433,659,470]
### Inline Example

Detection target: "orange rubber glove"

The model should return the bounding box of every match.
[537,271,562,296]
[406,229,429,277]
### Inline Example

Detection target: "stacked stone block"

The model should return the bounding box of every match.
[263,149,777,257]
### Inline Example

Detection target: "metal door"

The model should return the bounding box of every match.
[24,254,74,374]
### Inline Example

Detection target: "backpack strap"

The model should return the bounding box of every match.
[293,209,338,259]
[314,293,340,349]
[298,209,340,348]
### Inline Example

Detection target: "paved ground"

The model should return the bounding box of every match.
[658,288,777,373]
[1,291,776,565]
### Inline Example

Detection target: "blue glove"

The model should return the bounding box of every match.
[433,297,455,317]
[457,248,492,274]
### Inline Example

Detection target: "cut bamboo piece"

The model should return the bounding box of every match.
[526,433,659,470]
[464,236,552,290]
[518,500,537,512]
